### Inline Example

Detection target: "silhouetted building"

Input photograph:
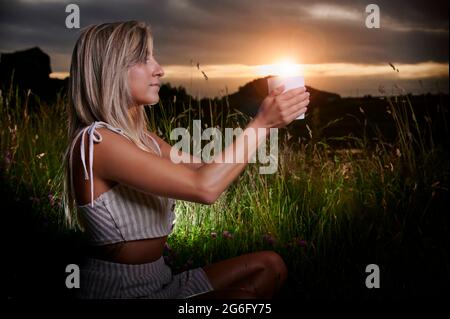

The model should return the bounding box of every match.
[0,46,68,106]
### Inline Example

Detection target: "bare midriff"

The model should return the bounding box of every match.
[87,236,168,264]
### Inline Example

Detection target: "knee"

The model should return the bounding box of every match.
[259,251,288,283]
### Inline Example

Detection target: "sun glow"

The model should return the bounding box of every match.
[256,58,304,77]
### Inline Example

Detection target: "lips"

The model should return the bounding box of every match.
[150,84,160,91]
[149,83,160,87]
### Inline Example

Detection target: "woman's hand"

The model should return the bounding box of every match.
[254,85,310,129]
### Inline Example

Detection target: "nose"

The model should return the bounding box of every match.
[154,62,164,78]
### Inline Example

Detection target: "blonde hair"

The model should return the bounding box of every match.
[62,20,160,230]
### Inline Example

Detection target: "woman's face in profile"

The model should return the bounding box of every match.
[128,40,164,107]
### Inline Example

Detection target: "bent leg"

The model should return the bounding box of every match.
[202,251,288,299]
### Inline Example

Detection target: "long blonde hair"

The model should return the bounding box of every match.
[62,20,160,230]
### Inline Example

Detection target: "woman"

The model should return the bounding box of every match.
[62,20,310,299]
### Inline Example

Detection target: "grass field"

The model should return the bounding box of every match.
[2,84,448,299]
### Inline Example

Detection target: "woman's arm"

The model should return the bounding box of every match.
[145,130,204,170]
[93,86,309,205]
[194,117,269,203]
[93,119,266,205]
[192,85,309,203]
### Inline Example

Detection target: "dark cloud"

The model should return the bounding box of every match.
[0,0,448,71]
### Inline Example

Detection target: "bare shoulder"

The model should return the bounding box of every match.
[90,128,177,187]
[71,127,130,165]
[72,126,212,205]
[90,127,148,177]
[72,127,143,185]
[71,127,134,204]
[96,127,135,147]
[82,127,135,164]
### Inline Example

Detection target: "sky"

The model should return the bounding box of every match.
[0,0,448,98]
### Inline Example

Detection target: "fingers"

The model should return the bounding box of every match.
[269,84,285,97]
[278,91,310,112]
[284,97,310,120]
[287,106,308,122]
[278,86,306,101]
[287,91,310,107]
[263,85,310,127]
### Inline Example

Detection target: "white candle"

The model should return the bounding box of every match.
[267,75,306,120]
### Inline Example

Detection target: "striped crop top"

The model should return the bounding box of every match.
[69,121,176,246]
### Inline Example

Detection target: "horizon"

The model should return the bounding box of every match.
[48,66,448,99]
[1,0,448,99]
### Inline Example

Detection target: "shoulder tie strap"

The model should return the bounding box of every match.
[144,131,162,156]
[69,121,129,208]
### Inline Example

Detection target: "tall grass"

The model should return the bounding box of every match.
[1,83,448,299]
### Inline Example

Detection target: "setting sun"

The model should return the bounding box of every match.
[256,58,304,77]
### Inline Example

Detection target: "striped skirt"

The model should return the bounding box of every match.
[77,256,214,299]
